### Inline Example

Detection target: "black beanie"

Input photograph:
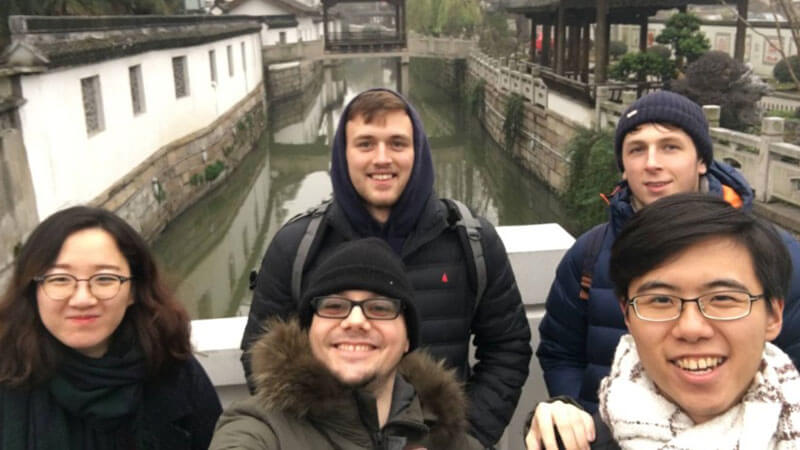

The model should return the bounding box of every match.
[614,90,713,172]
[298,238,420,352]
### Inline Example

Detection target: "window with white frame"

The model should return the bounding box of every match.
[172,56,190,98]
[81,75,105,135]
[209,49,218,84]
[241,41,247,73]
[129,65,146,115]
[227,45,234,77]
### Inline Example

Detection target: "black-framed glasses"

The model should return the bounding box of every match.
[34,273,133,301]
[627,290,765,322]
[311,295,404,320]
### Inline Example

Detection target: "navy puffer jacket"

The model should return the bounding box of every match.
[536,160,800,411]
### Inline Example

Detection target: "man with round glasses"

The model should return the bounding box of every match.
[211,238,483,449]
[526,193,800,449]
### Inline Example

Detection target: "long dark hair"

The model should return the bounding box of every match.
[0,206,191,387]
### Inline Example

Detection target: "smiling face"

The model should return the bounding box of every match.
[36,228,133,358]
[308,289,409,390]
[621,123,707,209]
[345,110,415,223]
[624,237,783,424]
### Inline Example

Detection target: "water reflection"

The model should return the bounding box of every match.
[153,57,574,319]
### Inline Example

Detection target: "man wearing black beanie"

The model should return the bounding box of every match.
[536,90,800,418]
[211,238,483,450]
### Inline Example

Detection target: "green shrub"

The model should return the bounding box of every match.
[563,127,619,233]
[503,93,525,151]
[205,161,225,182]
[774,55,800,84]
[647,44,672,60]
[609,51,675,82]
[609,40,628,59]
[190,173,204,186]
[467,78,486,117]
[766,108,800,119]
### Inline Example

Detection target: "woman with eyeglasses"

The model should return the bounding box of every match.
[0,206,221,449]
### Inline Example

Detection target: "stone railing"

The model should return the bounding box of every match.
[262,39,324,64]
[262,35,476,64]
[406,34,476,59]
[709,112,800,206]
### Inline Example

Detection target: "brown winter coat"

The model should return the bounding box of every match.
[210,319,482,450]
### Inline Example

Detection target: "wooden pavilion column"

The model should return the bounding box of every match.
[734,0,749,62]
[569,23,581,75]
[555,5,566,74]
[530,19,537,63]
[640,15,648,52]
[595,0,610,83]
[542,22,552,68]
[323,2,330,50]
[581,20,591,83]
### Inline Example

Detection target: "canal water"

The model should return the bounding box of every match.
[153,58,575,319]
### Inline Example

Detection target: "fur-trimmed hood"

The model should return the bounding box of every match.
[248,318,471,447]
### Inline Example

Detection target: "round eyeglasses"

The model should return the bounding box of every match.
[311,295,404,320]
[34,273,133,301]
[627,290,765,322]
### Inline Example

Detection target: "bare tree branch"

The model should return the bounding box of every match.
[719,0,800,90]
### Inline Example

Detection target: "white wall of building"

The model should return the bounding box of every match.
[18,32,264,220]
[228,0,320,45]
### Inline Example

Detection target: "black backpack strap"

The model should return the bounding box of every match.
[442,199,487,314]
[290,200,331,302]
[578,224,607,301]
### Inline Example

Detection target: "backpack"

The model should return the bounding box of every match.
[578,223,608,301]
[254,199,488,314]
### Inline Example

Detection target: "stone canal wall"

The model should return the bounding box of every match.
[266,59,322,102]
[90,84,266,242]
[467,56,578,194]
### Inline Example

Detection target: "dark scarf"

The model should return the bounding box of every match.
[329,88,435,254]
[1,322,147,450]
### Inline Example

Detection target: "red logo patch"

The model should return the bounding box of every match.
[441,273,449,283]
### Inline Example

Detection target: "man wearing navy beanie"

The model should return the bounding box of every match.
[536,90,800,417]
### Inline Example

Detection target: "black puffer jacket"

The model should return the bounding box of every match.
[242,88,531,446]
[242,196,532,446]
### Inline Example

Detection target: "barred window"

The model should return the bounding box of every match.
[172,56,190,98]
[81,75,105,135]
[240,42,247,73]
[227,45,234,77]
[209,50,218,84]
[129,65,146,115]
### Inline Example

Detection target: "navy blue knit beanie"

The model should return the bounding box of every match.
[614,91,713,172]
[298,238,420,352]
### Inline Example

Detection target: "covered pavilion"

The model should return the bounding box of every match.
[504,0,749,100]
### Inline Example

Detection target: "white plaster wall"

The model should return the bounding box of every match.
[18,32,264,220]
[229,0,286,16]
[229,0,319,45]
[547,91,594,126]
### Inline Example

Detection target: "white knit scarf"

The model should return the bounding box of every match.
[598,335,800,450]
